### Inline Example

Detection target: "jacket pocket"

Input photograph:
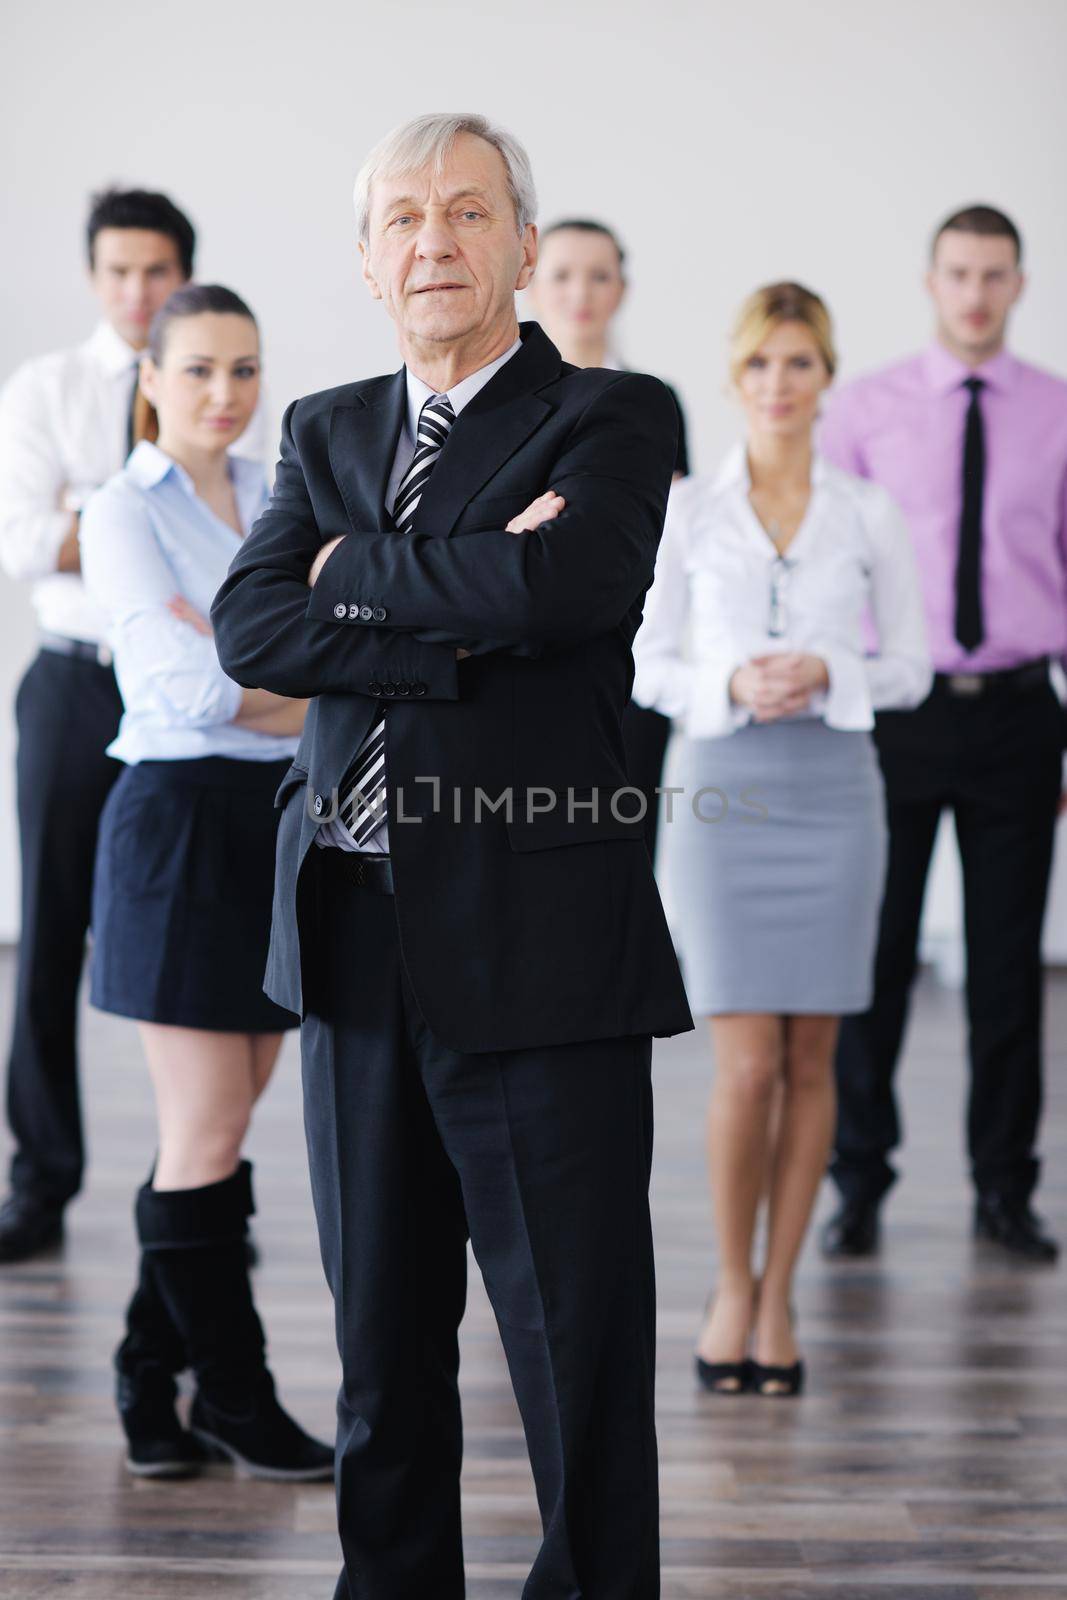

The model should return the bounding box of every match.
[505,787,646,852]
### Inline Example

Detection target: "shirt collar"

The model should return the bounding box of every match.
[85,320,143,378]
[125,440,266,530]
[712,441,829,493]
[922,341,1018,395]
[403,336,522,439]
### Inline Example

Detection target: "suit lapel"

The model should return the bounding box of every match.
[414,392,553,535]
[413,323,563,537]
[328,369,406,533]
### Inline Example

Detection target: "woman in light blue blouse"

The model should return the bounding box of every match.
[80,285,331,1484]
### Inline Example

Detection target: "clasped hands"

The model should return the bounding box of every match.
[306,490,567,660]
[729,653,830,722]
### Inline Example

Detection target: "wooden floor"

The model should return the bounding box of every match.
[0,953,1065,1599]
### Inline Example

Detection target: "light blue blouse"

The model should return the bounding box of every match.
[79,441,299,765]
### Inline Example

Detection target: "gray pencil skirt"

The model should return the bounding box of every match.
[663,718,888,1016]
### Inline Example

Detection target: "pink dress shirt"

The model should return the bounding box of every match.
[819,345,1067,675]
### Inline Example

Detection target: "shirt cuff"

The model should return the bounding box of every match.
[818,644,874,731]
[686,659,750,739]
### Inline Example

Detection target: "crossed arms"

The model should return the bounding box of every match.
[211,374,677,702]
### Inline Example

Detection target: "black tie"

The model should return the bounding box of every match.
[338,394,456,847]
[125,364,140,460]
[954,376,986,652]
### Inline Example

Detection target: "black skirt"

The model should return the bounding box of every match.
[90,756,298,1033]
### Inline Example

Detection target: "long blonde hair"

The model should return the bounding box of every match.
[728,281,837,387]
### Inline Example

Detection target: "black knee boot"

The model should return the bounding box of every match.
[137,1161,333,1482]
[116,1190,206,1478]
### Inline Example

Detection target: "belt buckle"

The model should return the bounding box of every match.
[947,673,983,696]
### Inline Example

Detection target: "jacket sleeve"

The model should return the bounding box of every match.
[304,373,676,647]
[211,400,460,701]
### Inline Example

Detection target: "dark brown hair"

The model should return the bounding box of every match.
[132,284,258,445]
[931,204,1022,264]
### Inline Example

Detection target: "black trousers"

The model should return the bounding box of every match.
[300,851,659,1600]
[622,701,671,863]
[6,648,123,1204]
[832,679,1063,1207]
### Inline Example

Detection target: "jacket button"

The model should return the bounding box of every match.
[381,681,396,696]
[313,794,324,816]
[368,681,382,694]
[348,603,361,619]
[413,681,427,696]
[372,606,387,622]
[359,605,373,621]
[395,681,410,696]
[333,603,347,620]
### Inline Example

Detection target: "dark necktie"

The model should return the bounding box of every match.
[954,376,986,652]
[338,393,456,847]
[125,364,140,460]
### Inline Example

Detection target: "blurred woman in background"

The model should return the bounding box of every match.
[527,218,689,862]
[81,284,332,1481]
[633,283,930,1397]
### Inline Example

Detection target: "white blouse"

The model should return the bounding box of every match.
[632,444,932,740]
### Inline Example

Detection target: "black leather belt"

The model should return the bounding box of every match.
[330,850,395,895]
[39,631,113,668]
[932,659,1049,698]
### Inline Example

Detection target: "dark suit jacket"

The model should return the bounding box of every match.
[211,322,693,1052]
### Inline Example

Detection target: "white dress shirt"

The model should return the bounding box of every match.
[319,336,523,853]
[632,444,932,740]
[0,320,268,645]
[79,441,297,766]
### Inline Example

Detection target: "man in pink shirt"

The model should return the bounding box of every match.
[819,205,1066,1263]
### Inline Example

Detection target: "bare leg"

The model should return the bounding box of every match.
[250,1033,284,1103]
[696,1014,785,1384]
[139,1026,259,1191]
[754,1013,839,1388]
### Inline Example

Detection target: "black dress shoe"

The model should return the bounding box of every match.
[974,1196,1059,1263]
[820,1200,880,1259]
[190,1374,334,1481]
[0,1193,64,1263]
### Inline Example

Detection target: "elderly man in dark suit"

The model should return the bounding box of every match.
[212,111,692,1600]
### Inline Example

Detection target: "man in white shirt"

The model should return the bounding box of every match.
[0,188,194,1261]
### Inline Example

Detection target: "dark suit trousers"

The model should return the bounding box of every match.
[6,648,123,1204]
[832,679,1063,1207]
[300,850,659,1600]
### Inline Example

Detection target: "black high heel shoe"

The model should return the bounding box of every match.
[695,1355,752,1394]
[749,1358,805,1398]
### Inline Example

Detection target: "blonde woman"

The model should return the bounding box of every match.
[633,283,931,1396]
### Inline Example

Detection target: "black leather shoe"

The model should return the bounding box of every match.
[820,1200,880,1259]
[0,1192,64,1263]
[974,1196,1059,1263]
[190,1374,334,1481]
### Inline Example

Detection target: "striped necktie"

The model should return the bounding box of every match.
[339,393,455,848]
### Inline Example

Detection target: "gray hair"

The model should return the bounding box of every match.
[353,113,537,243]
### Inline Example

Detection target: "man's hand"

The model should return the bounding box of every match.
[506,491,565,535]
[730,652,829,722]
[308,536,346,587]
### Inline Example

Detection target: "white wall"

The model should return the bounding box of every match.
[1,0,1066,944]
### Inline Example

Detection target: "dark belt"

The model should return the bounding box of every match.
[39,631,113,668]
[329,849,395,895]
[932,659,1049,698]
